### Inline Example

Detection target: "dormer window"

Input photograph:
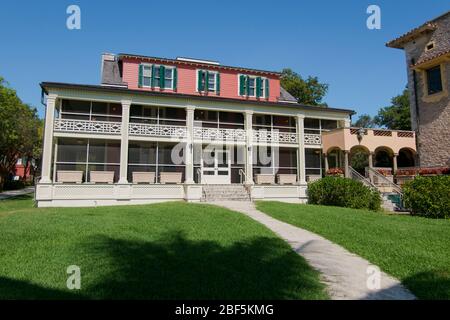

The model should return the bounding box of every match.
[138,64,177,90]
[239,75,269,98]
[197,70,220,93]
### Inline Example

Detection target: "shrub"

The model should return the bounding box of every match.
[403,176,450,219]
[307,176,381,211]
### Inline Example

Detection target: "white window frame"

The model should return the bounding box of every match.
[196,69,218,93]
[141,63,152,88]
[141,64,175,90]
[238,74,267,97]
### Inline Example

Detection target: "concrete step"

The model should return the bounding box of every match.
[202,185,251,202]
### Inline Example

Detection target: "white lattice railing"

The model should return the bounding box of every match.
[54,119,121,134]
[128,123,187,138]
[304,133,321,145]
[253,130,297,144]
[194,127,246,141]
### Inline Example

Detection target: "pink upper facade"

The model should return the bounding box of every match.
[120,56,281,102]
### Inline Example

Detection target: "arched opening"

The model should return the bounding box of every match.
[398,148,416,168]
[374,147,393,168]
[350,146,370,175]
[326,147,342,170]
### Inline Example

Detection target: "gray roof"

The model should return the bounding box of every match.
[279,86,297,102]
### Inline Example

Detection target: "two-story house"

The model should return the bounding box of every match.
[37,53,417,207]
[387,10,450,168]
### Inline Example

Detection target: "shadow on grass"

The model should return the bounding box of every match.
[0,277,86,299]
[402,270,450,300]
[81,231,326,299]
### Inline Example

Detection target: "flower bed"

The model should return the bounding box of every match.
[326,168,344,177]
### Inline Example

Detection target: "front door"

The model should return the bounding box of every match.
[201,149,231,184]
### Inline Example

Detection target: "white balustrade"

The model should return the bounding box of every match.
[304,133,322,145]
[253,130,297,144]
[193,127,246,141]
[54,119,121,134]
[128,123,187,138]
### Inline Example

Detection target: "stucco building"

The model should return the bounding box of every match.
[387,11,450,167]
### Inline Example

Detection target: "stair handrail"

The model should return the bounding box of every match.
[348,166,377,190]
[366,167,403,195]
[238,169,251,185]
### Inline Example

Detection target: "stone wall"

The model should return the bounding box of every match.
[404,13,450,167]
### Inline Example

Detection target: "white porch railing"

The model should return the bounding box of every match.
[54,119,121,134]
[253,130,298,144]
[128,123,187,138]
[304,133,322,145]
[194,127,246,141]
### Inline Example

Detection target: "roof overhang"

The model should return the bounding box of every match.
[386,23,437,49]
[40,82,355,115]
[411,51,450,70]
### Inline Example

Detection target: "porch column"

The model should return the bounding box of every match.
[296,115,306,184]
[368,152,374,168]
[185,106,195,184]
[39,94,57,183]
[324,153,329,173]
[393,153,398,174]
[344,150,350,178]
[118,100,131,183]
[244,110,254,184]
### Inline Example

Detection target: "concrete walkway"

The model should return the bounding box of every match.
[210,201,416,300]
[0,186,34,200]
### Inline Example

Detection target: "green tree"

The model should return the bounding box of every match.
[374,89,411,130]
[0,77,42,189]
[352,114,376,128]
[280,68,329,106]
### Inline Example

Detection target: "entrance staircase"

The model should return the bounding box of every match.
[201,184,251,202]
[349,166,404,212]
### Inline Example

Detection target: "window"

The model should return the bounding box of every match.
[197,70,220,93]
[305,148,322,176]
[128,142,185,182]
[304,118,338,134]
[425,41,435,52]
[142,65,152,87]
[60,100,122,122]
[194,110,244,130]
[138,64,177,89]
[252,146,297,176]
[426,65,443,95]
[253,115,296,133]
[54,138,120,182]
[129,105,186,126]
[239,75,269,98]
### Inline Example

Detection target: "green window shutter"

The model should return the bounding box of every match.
[198,70,204,91]
[205,71,209,91]
[151,65,156,88]
[265,78,269,98]
[216,73,220,94]
[173,68,177,90]
[239,75,245,95]
[159,66,165,88]
[256,77,261,98]
[138,64,143,87]
[246,75,251,96]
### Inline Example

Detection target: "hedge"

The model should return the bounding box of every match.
[307,176,381,211]
[403,176,450,219]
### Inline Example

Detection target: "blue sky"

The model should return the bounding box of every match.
[0,0,448,119]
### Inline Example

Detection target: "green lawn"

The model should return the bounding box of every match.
[256,201,450,300]
[0,195,327,299]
